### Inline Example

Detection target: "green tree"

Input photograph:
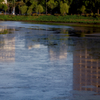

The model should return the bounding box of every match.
[0,0,4,9]
[37,0,46,14]
[83,0,100,14]
[18,1,25,14]
[36,4,43,15]
[31,0,37,11]
[47,0,58,14]
[38,0,45,5]
[27,6,32,15]
[0,0,4,3]
[80,5,86,14]
[63,0,73,5]
[2,4,8,14]
[20,5,27,15]
[95,0,100,14]
[60,1,69,15]
[0,4,3,9]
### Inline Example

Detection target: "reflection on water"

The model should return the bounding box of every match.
[25,30,69,61]
[0,27,15,62]
[73,38,100,97]
[48,43,67,61]
[0,36,15,62]
[0,21,100,100]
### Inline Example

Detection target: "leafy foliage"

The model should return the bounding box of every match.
[60,1,69,15]
[0,0,100,15]
[80,5,86,14]
[20,5,27,15]
[47,0,58,10]
[2,4,8,14]
[0,0,4,3]
[27,6,32,15]
[36,4,43,14]
[0,15,100,24]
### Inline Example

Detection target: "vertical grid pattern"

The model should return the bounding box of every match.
[73,40,100,94]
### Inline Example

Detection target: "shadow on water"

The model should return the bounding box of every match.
[0,21,100,99]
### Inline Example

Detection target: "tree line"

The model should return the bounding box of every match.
[0,0,100,15]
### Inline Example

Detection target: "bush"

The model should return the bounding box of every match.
[85,13,89,17]
[54,13,60,16]
[36,4,44,15]
[0,15,100,24]
[32,13,37,16]
[20,5,28,15]
[47,13,51,16]
[80,5,86,14]
[90,13,93,16]
[60,1,69,15]
[27,7,32,16]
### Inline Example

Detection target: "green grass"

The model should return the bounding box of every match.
[0,15,100,24]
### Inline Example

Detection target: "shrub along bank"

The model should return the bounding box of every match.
[0,15,100,24]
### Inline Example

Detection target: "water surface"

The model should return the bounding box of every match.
[0,21,100,100]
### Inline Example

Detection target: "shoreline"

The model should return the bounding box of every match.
[0,15,100,27]
[20,20,100,27]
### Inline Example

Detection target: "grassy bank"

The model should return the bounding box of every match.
[0,15,100,24]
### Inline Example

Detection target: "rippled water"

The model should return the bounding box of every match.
[0,21,100,100]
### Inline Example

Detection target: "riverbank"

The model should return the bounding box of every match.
[0,15,100,25]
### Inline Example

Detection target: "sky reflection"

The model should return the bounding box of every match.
[0,21,100,100]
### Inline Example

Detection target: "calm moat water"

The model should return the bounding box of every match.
[0,21,100,100]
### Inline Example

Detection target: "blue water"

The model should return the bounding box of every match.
[0,21,100,100]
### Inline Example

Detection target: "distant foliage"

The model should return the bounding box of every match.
[1,0,100,15]
[3,4,7,10]
[0,15,100,24]
[27,7,32,15]
[47,0,58,10]
[0,0,4,3]
[60,1,69,15]
[80,5,86,14]
[20,5,27,15]
[0,3,3,9]
[31,0,37,11]
[36,4,44,14]
[0,0,4,9]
